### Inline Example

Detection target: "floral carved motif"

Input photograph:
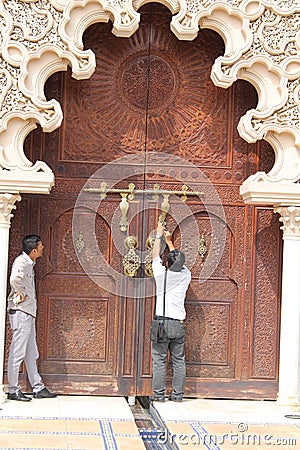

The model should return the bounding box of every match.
[0,193,21,225]
[275,205,300,237]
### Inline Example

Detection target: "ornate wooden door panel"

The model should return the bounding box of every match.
[35,202,122,394]
[4,3,282,398]
[136,199,281,399]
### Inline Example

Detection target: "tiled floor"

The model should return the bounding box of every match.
[153,398,300,449]
[1,396,300,449]
[0,396,145,449]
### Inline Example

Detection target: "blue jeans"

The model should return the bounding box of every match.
[151,319,186,397]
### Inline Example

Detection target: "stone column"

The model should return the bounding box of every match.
[0,193,21,403]
[275,206,300,405]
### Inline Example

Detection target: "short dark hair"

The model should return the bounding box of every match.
[22,235,41,255]
[167,250,185,272]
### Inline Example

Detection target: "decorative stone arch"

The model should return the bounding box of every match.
[0,0,300,404]
[0,0,299,198]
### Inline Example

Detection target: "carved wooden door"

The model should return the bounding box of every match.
[6,4,282,399]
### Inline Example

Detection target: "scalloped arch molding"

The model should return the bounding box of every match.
[0,0,299,204]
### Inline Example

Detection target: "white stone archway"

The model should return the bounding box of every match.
[0,0,299,404]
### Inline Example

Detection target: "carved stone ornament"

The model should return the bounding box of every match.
[0,193,21,225]
[275,205,300,237]
[0,0,299,202]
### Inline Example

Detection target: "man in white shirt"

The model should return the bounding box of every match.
[150,224,191,402]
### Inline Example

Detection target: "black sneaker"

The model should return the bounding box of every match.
[33,387,57,399]
[149,395,165,403]
[168,394,183,402]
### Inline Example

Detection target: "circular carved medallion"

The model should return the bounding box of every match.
[121,55,176,110]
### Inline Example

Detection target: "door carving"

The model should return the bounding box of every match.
[5,4,281,399]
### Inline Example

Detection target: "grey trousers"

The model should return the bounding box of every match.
[151,319,186,397]
[8,311,44,394]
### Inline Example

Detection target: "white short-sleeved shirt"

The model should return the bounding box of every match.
[152,256,191,320]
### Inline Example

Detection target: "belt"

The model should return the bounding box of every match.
[154,316,185,323]
[8,309,34,317]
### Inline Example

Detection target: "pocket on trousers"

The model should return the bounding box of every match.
[10,311,31,332]
[9,312,21,331]
[150,319,168,343]
[150,320,159,343]
[168,321,185,339]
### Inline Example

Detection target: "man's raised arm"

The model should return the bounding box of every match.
[152,223,164,260]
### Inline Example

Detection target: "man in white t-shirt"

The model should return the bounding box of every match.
[150,223,191,402]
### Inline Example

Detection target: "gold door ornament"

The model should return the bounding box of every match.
[198,233,207,259]
[84,184,203,232]
[158,193,170,228]
[119,193,129,232]
[84,183,204,276]
[123,236,141,277]
[144,230,158,277]
[75,231,85,253]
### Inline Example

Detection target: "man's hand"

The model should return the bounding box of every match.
[164,230,175,251]
[13,292,25,305]
[156,223,164,235]
[164,230,172,243]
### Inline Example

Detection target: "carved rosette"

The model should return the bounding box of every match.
[0,0,299,196]
[0,193,21,226]
[275,206,300,238]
